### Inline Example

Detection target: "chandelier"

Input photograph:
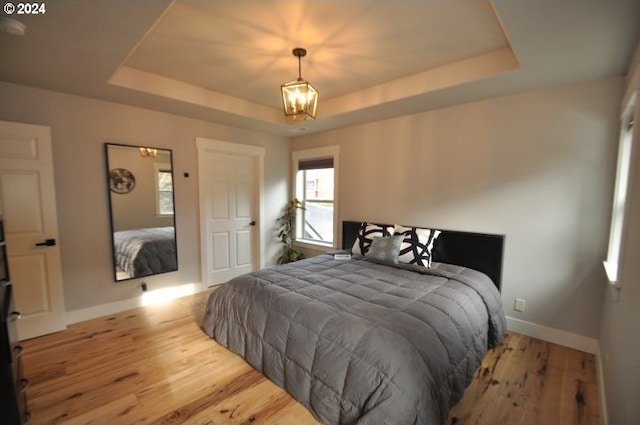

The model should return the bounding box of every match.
[139,147,158,158]
[281,47,319,121]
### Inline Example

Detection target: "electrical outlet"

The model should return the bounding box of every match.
[514,298,526,312]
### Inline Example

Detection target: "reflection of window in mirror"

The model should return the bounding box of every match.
[154,163,174,216]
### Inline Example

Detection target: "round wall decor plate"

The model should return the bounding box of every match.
[110,168,136,194]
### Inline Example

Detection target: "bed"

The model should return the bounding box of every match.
[113,226,177,278]
[202,220,506,424]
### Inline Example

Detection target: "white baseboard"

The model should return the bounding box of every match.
[66,283,203,325]
[505,316,599,354]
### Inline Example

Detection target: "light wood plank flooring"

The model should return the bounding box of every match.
[21,290,599,424]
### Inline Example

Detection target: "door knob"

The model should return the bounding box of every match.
[249,221,256,226]
[35,238,56,247]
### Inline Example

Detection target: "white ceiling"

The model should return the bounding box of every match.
[0,0,638,137]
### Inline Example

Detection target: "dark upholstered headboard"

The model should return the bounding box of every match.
[342,221,505,291]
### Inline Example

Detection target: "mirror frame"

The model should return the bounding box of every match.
[104,142,178,282]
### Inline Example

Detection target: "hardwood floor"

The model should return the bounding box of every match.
[447,331,600,424]
[21,290,599,425]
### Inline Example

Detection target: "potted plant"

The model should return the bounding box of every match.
[277,198,305,264]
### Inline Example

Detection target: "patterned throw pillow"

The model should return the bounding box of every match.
[394,225,441,268]
[365,235,404,264]
[351,222,394,255]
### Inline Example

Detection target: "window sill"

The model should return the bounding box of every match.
[294,239,335,253]
[603,261,622,302]
[602,261,621,288]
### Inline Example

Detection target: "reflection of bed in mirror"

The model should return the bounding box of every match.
[113,226,177,280]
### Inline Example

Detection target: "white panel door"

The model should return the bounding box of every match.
[0,121,66,340]
[201,151,257,285]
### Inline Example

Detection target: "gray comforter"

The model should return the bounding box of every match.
[202,253,506,425]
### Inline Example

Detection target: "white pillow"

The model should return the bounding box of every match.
[351,222,394,255]
[394,225,441,268]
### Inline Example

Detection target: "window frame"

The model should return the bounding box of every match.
[154,162,174,217]
[603,92,638,292]
[291,146,340,250]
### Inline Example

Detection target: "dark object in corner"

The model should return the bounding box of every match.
[0,217,30,424]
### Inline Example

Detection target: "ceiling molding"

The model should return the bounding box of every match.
[0,0,637,136]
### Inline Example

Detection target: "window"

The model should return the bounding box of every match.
[292,146,339,247]
[603,98,636,288]
[155,163,174,216]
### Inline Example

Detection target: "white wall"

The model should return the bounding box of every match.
[0,74,625,340]
[0,81,290,312]
[293,77,623,339]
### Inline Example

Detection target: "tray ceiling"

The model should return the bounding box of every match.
[0,0,638,136]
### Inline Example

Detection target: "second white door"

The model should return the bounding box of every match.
[200,150,258,285]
